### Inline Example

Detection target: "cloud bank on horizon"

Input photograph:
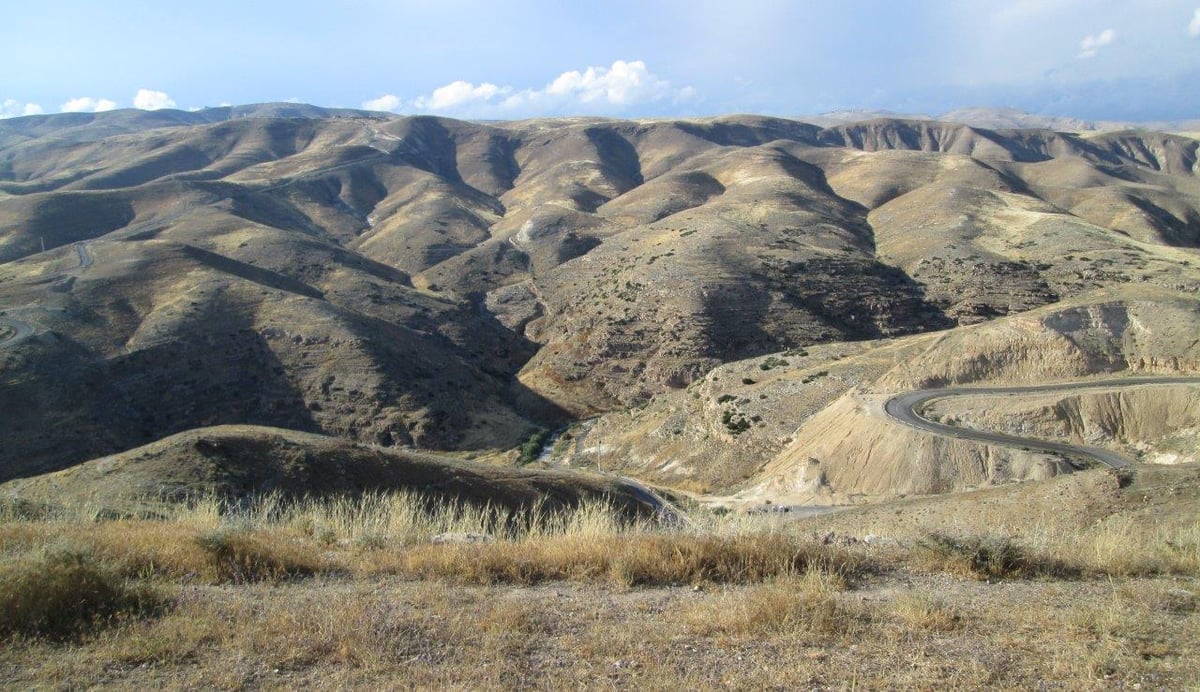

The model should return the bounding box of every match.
[2,1,1199,122]
[363,60,695,118]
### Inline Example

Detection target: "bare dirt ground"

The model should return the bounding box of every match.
[2,572,1195,689]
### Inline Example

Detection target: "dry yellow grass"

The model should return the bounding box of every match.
[1,491,1197,687]
[398,531,863,587]
[682,570,859,637]
[889,592,963,632]
[0,493,870,588]
[0,545,162,640]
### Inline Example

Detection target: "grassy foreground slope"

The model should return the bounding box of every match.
[0,464,1196,688]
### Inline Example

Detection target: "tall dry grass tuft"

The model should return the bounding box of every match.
[683,570,863,637]
[0,493,881,587]
[401,531,868,587]
[279,491,510,546]
[0,545,162,640]
[194,528,329,583]
[1061,516,1200,576]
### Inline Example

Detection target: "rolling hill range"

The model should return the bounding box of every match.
[1,104,1198,502]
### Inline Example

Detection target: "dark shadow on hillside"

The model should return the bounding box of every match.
[0,326,320,483]
[584,126,643,191]
[700,255,953,362]
[178,244,325,299]
[0,193,135,263]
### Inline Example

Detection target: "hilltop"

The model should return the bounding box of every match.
[1,104,1198,503]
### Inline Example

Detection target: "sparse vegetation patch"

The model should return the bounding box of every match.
[0,546,162,640]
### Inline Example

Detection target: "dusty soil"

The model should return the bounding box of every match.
[1,572,1195,689]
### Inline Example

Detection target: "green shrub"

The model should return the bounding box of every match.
[517,428,551,465]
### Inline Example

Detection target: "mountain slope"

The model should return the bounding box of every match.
[2,107,1198,492]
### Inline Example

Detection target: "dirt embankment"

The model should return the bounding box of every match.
[924,385,1200,465]
[568,288,1200,503]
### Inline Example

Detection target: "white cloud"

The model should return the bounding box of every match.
[133,88,176,110]
[1189,8,1200,37]
[60,96,118,113]
[547,60,673,105]
[0,99,44,118]
[415,81,511,110]
[362,93,403,112]
[1078,28,1116,59]
[389,60,694,118]
[674,85,699,104]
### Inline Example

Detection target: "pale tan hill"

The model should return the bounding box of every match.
[922,385,1200,465]
[0,425,658,517]
[565,286,1200,499]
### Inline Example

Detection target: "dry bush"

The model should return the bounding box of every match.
[401,531,867,587]
[914,533,1079,580]
[0,546,161,640]
[916,518,1200,581]
[194,528,329,583]
[683,571,862,637]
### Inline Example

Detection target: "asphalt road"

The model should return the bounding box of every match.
[0,241,94,350]
[0,316,35,350]
[74,242,94,269]
[614,474,692,528]
[884,376,1200,470]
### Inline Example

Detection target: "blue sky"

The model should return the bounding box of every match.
[3,0,1200,121]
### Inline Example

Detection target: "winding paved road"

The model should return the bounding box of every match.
[74,242,93,269]
[0,241,94,350]
[614,474,692,528]
[0,316,35,350]
[884,376,1200,469]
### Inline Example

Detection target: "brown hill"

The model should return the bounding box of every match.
[2,108,1199,494]
[0,425,659,518]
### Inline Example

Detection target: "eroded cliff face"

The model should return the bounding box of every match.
[563,289,1200,500]
[744,393,1073,504]
[924,386,1200,466]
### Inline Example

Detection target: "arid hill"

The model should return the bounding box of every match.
[0,424,659,518]
[1,105,1198,498]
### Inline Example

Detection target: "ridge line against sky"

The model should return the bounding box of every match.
[3,1,1200,121]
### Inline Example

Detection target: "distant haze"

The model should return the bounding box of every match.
[2,0,1199,121]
